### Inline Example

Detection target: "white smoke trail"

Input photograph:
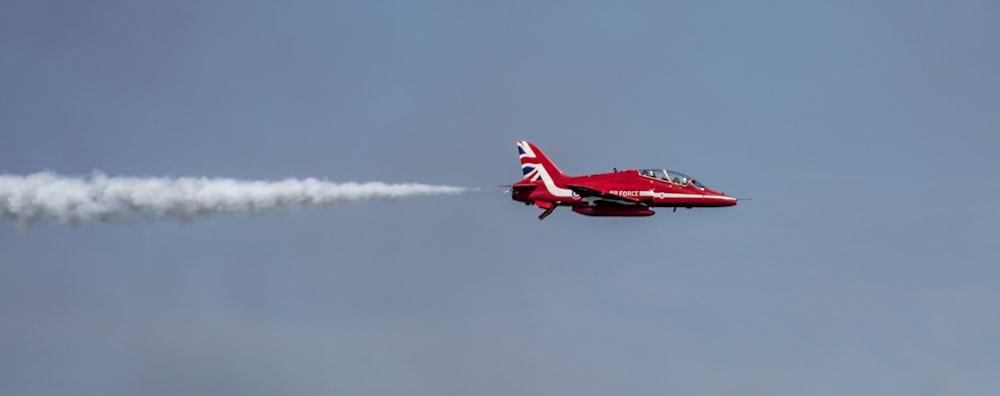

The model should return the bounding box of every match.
[0,171,469,227]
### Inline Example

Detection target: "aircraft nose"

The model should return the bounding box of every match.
[704,189,738,206]
[719,193,738,206]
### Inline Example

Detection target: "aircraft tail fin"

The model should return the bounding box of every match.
[517,141,568,182]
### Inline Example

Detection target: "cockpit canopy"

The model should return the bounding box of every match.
[639,169,706,188]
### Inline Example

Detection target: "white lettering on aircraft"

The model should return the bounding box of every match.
[609,190,642,197]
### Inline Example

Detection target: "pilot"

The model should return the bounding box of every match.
[672,177,680,184]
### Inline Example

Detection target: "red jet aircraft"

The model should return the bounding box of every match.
[511,140,737,220]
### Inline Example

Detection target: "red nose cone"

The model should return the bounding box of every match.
[704,189,738,207]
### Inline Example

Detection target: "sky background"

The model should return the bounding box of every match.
[2,1,999,395]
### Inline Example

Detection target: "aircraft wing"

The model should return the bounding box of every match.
[567,185,651,206]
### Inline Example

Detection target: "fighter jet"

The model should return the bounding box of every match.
[511,141,737,220]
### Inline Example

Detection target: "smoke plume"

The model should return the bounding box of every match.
[0,172,469,227]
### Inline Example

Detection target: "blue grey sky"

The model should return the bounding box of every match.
[2,1,999,395]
